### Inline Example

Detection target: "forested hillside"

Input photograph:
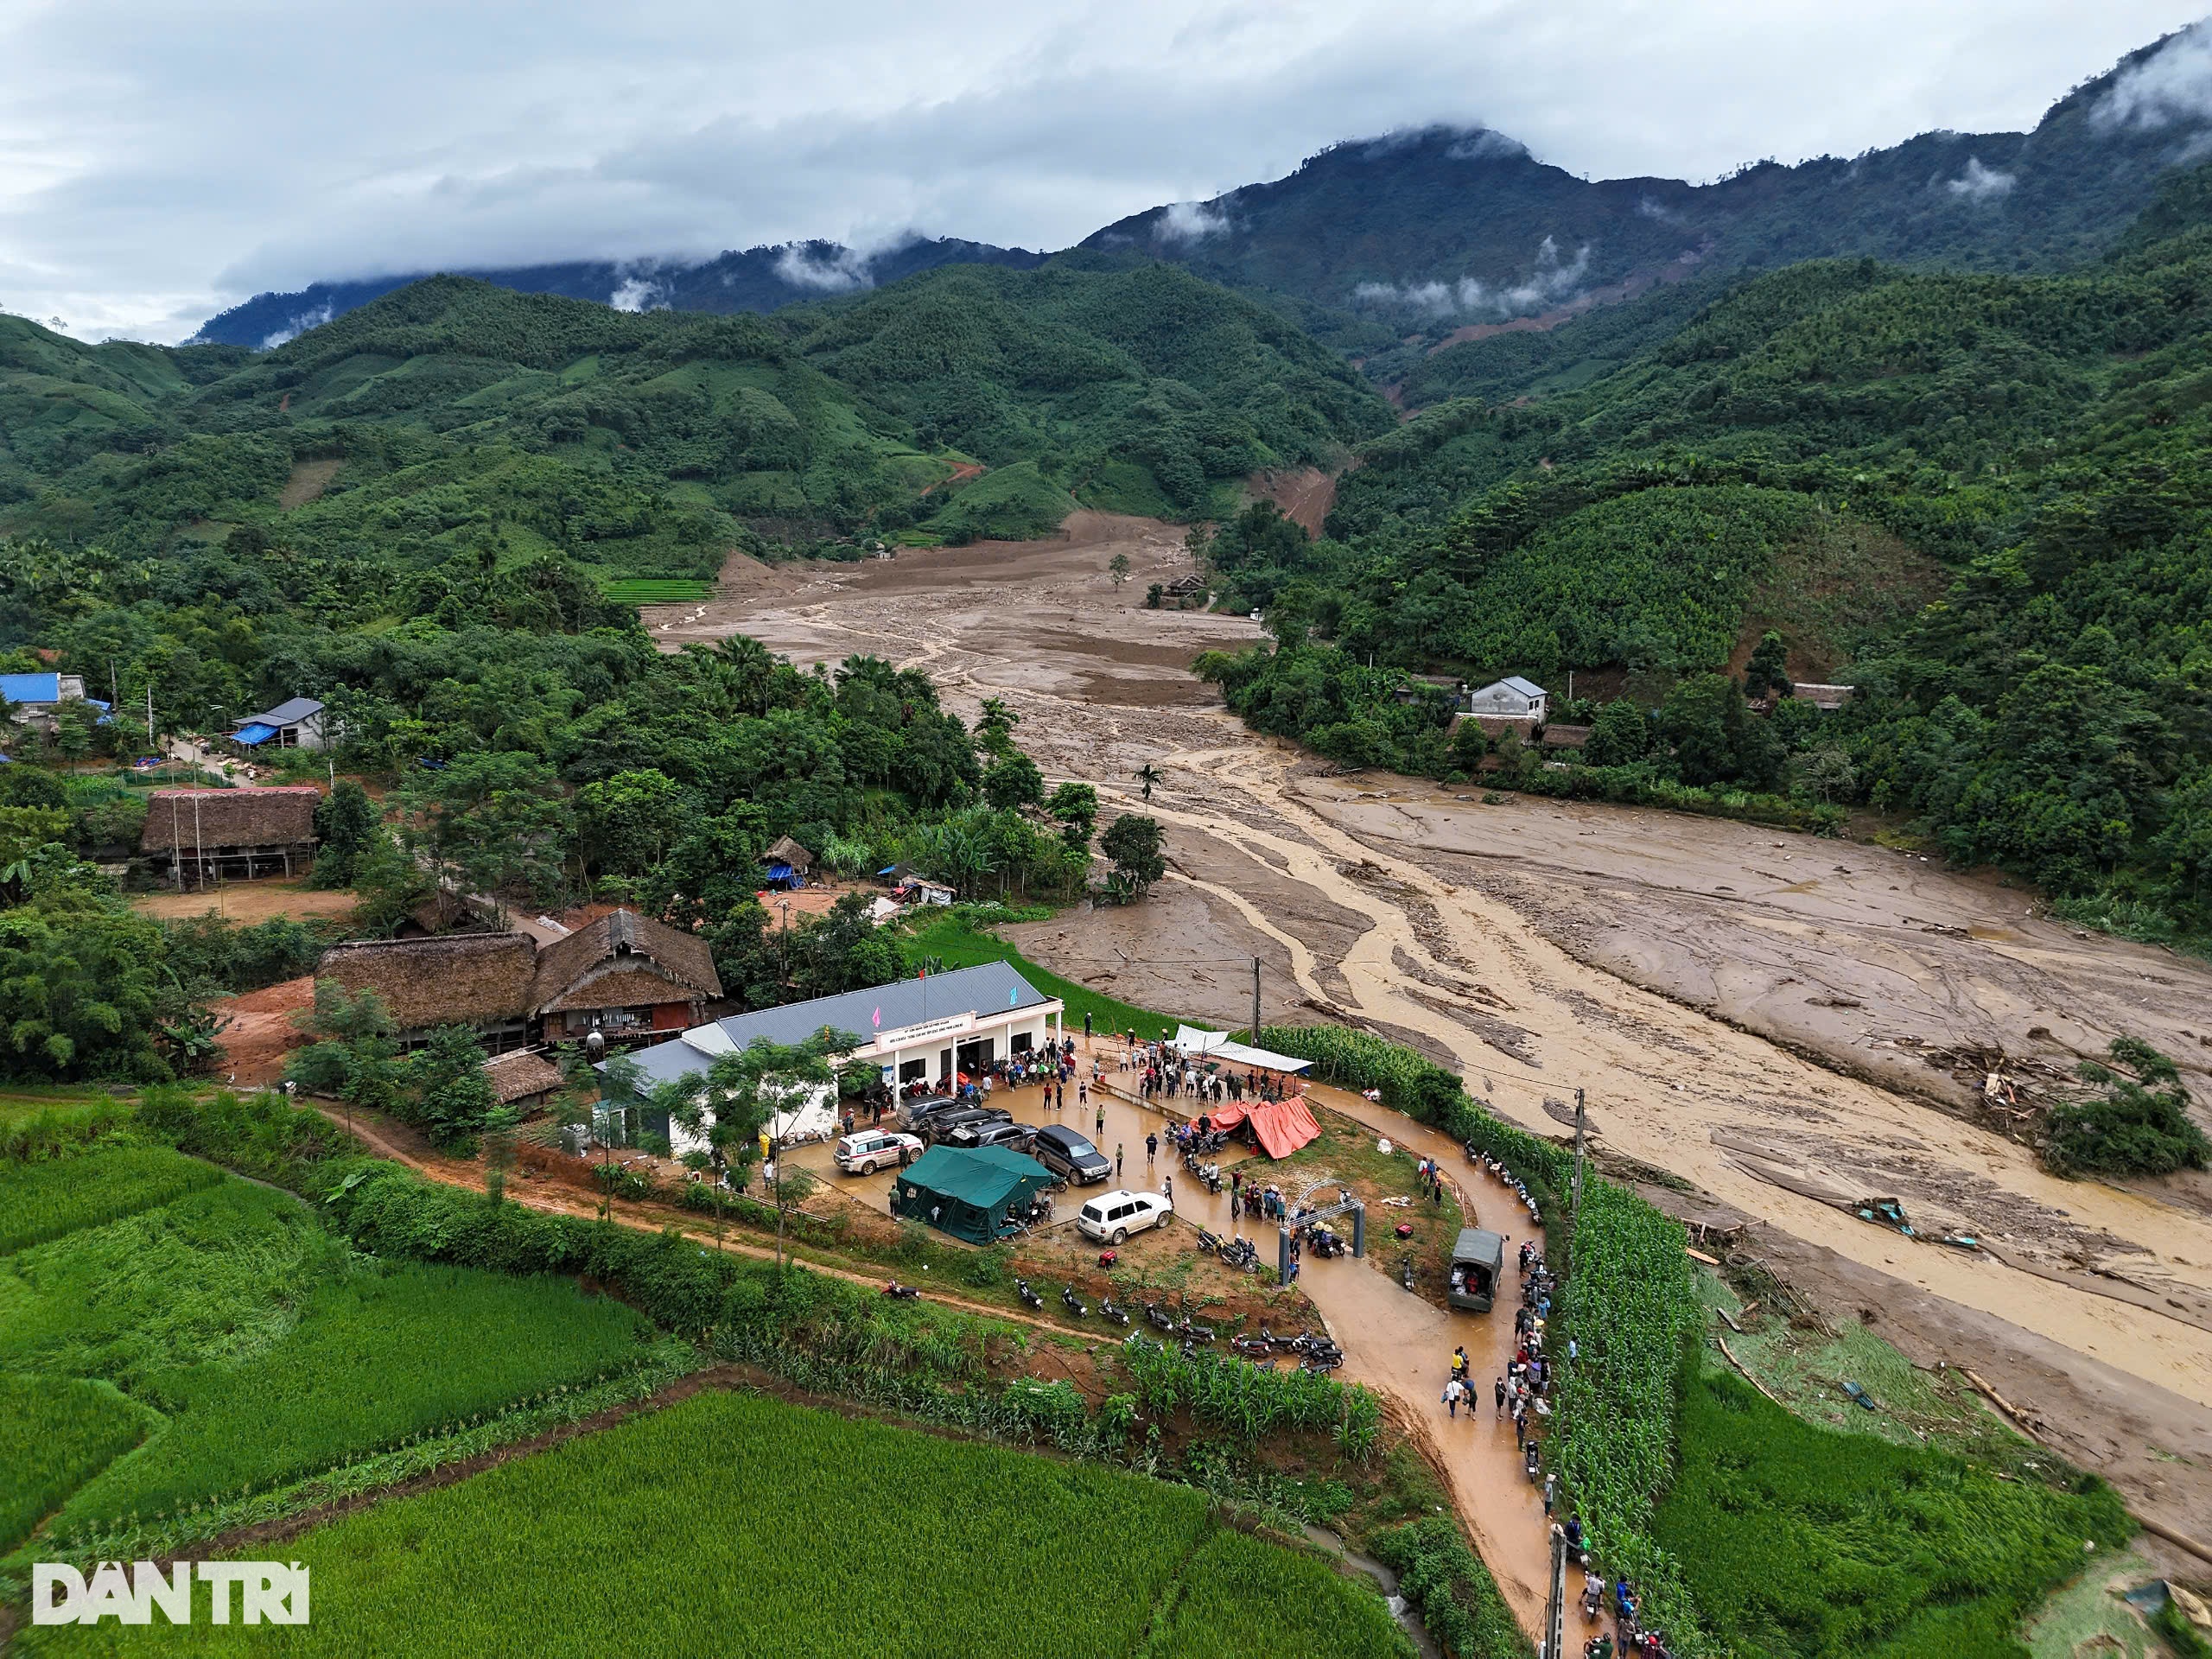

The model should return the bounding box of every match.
[1204,161,2212,940]
[3,263,1389,592]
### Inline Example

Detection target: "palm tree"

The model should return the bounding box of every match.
[1135,764,1163,803]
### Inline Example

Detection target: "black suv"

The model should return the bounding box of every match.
[1030,1125,1112,1185]
[949,1120,1038,1154]
[920,1106,1010,1147]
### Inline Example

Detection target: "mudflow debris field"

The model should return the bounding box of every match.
[655,512,2212,1541]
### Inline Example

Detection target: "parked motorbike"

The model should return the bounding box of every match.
[1197,1164,1223,1194]
[1061,1284,1088,1319]
[1176,1313,1216,1342]
[1221,1237,1259,1271]
[1016,1277,1044,1311]
[1144,1301,1176,1332]
[1400,1253,1416,1291]
[1230,1335,1273,1357]
[1195,1227,1224,1255]
[1524,1443,1541,1483]
[1300,1351,1343,1374]
[882,1281,920,1300]
[1097,1294,1130,1328]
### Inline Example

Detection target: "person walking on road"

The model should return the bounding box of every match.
[1161,1173,1173,1206]
[1443,1377,1464,1419]
[1115,1143,1124,1179]
[1494,1376,1507,1416]
[1146,1131,1157,1164]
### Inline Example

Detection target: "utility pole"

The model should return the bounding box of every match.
[1544,1523,1567,1659]
[1571,1086,1587,1224]
[1250,957,1262,1044]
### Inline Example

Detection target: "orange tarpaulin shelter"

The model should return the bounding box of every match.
[1203,1098,1319,1159]
[1248,1098,1320,1159]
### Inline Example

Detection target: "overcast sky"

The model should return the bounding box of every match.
[2,0,2206,342]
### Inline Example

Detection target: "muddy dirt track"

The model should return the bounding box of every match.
[649,514,2212,1543]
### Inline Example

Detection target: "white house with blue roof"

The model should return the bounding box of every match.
[0,671,105,734]
[1462,676,1548,721]
[604,959,1065,1110]
[229,696,327,752]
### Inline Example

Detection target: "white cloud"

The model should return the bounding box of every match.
[1154,200,1232,244]
[0,0,2205,340]
[2094,20,2212,130]
[1355,235,1590,317]
[1943,156,2017,200]
[772,244,874,290]
[259,298,333,348]
[608,274,666,311]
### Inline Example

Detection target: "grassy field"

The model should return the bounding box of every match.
[1653,1363,2133,1659]
[904,907,1181,1039]
[20,1389,1409,1657]
[0,1376,153,1551]
[55,1266,653,1528]
[598,576,712,606]
[0,1147,222,1255]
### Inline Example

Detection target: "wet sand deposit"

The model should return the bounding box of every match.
[658,514,2212,1551]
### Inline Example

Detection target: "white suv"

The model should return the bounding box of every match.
[834,1130,921,1174]
[1076,1189,1174,1245]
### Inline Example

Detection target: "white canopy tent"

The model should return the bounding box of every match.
[1170,1025,1314,1075]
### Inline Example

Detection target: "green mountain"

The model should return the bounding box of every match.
[1205,160,2212,934]
[191,26,2212,408]
[0,263,1390,601]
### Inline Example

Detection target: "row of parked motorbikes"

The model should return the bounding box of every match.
[1227,1325,1344,1372]
[1193,1226,1261,1272]
[1013,1276,1133,1326]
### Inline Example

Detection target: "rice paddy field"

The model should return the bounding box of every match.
[0,1147,221,1254]
[54,1266,655,1528]
[0,1376,153,1551]
[1,1141,663,1560]
[19,1389,1410,1658]
[599,576,711,606]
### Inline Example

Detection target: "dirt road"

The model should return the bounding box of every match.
[665,514,2212,1541]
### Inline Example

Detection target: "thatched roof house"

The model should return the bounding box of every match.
[320,932,537,1049]
[763,835,814,874]
[482,1049,565,1109]
[139,786,320,852]
[531,909,721,1015]
[140,786,320,882]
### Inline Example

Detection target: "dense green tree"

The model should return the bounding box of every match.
[1583,699,1650,767]
[1101,813,1166,900]
[982,752,1045,812]
[309,779,380,887]
[408,1025,501,1145]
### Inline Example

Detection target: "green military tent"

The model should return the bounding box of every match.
[891,1144,1054,1244]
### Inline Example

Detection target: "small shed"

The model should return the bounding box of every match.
[483,1049,566,1111]
[761,835,814,890]
[891,1144,1054,1244]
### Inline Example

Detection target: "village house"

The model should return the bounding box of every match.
[1462,676,1548,722]
[528,909,722,1044]
[316,907,723,1055]
[139,785,321,885]
[321,932,538,1052]
[0,671,92,734]
[760,835,814,890]
[229,696,327,752]
[610,959,1064,1109]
